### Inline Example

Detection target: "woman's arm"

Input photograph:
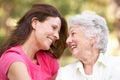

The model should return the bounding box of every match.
[7,62,31,80]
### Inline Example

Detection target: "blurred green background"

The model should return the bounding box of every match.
[0,0,119,66]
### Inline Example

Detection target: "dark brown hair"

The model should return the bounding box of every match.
[0,3,67,59]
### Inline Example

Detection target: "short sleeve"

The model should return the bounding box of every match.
[51,59,59,76]
[0,52,25,75]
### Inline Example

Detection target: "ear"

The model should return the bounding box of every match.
[31,17,38,30]
[90,34,98,47]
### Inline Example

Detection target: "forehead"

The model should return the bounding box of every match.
[45,17,61,29]
[69,25,80,32]
[68,25,86,35]
[46,17,61,25]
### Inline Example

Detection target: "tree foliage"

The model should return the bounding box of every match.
[0,0,113,43]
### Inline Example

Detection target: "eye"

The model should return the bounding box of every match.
[52,25,57,30]
[71,32,76,36]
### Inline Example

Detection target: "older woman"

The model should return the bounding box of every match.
[56,11,120,80]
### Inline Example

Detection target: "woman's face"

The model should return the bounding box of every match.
[32,17,61,50]
[66,26,92,60]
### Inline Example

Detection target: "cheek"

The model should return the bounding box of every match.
[76,38,85,46]
[35,30,43,39]
[80,43,91,56]
[34,28,46,42]
[77,39,90,51]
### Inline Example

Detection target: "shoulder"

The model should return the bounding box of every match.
[56,61,78,80]
[104,56,120,73]
[105,56,120,79]
[0,46,25,64]
[0,46,25,63]
[58,61,78,73]
[105,56,120,66]
[0,46,26,77]
[0,51,25,64]
[1,45,23,58]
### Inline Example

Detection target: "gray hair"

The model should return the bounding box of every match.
[68,11,109,54]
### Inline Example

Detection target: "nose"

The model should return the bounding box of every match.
[54,31,59,40]
[66,36,72,44]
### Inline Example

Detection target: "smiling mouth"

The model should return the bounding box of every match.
[48,38,52,42]
[47,37,53,45]
[70,45,77,50]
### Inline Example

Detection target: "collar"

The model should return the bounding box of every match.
[95,53,106,66]
[75,53,106,75]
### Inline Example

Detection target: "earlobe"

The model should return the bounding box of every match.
[90,39,94,47]
[91,34,98,47]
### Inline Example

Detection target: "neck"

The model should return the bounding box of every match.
[21,38,39,60]
[21,44,37,59]
[84,64,93,75]
[82,48,100,75]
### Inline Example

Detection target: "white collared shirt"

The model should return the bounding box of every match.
[56,54,120,80]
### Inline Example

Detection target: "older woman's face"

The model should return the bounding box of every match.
[66,26,92,60]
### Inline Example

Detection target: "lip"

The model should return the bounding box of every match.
[71,45,77,51]
[47,36,57,44]
[48,38,52,43]
[68,43,77,51]
[47,37,53,45]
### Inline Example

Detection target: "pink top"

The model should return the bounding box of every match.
[0,46,59,80]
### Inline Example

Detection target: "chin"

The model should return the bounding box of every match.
[45,46,50,50]
[43,43,50,50]
[43,47,49,50]
[72,52,79,57]
[41,46,50,50]
[72,53,77,57]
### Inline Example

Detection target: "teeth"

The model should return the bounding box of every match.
[71,45,76,49]
[48,38,52,43]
